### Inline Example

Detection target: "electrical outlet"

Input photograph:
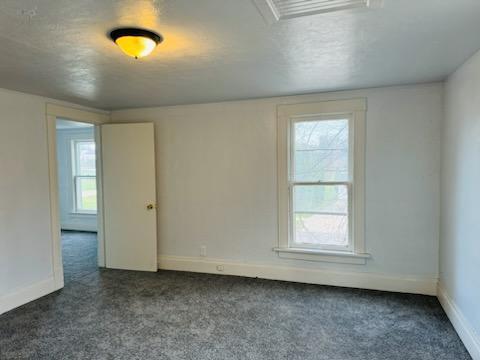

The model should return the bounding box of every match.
[216,265,224,272]
[200,245,207,257]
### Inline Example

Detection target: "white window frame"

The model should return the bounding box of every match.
[275,98,369,264]
[72,139,97,215]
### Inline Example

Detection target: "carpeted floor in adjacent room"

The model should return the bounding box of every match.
[0,231,471,360]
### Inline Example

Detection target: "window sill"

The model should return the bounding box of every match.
[69,212,97,216]
[273,247,370,264]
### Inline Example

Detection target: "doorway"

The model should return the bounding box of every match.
[55,119,99,283]
[46,104,109,289]
[46,105,157,291]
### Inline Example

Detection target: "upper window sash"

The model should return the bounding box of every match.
[72,140,96,176]
[289,114,354,185]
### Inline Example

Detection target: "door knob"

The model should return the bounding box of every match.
[146,204,156,210]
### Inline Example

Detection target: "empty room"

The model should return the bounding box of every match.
[0,1,479,359]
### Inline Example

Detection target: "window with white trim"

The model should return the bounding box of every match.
[72,140,97,214]
[276,99,368,263]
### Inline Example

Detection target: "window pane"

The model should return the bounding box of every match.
[77,177,97,211]
[293,185,348,247]
[293,119,349,182]
[77,142,96,176]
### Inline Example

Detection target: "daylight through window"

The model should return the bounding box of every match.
[72,140,97,213]
[291,116,351,250]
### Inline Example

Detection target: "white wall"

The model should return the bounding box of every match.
[56,127,97,231]
[0,88,104,314]
[439,50,480,358]
[0,81,444,314]
[0,89,53,306]
[112,83,443,294]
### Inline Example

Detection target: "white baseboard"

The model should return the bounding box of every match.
[437,282,480,360]
[0,277,61,315]
[158,255,437,295]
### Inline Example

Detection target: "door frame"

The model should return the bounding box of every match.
[46,103,109,289]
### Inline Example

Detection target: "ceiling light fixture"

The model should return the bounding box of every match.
[110,28,163,59]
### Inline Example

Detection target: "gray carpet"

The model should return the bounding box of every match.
[0,232,471,359]
[61,230,98,284]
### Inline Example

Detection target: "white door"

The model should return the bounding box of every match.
[101,123,157,271]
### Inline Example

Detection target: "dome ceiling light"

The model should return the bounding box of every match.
[110,28,163,59]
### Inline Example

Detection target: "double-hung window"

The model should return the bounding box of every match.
[72,140,97,214]
[275,99,368,264]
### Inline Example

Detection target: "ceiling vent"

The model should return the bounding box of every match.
[254,0,383,23]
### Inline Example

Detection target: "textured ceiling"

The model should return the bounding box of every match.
[0,0,480,110]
